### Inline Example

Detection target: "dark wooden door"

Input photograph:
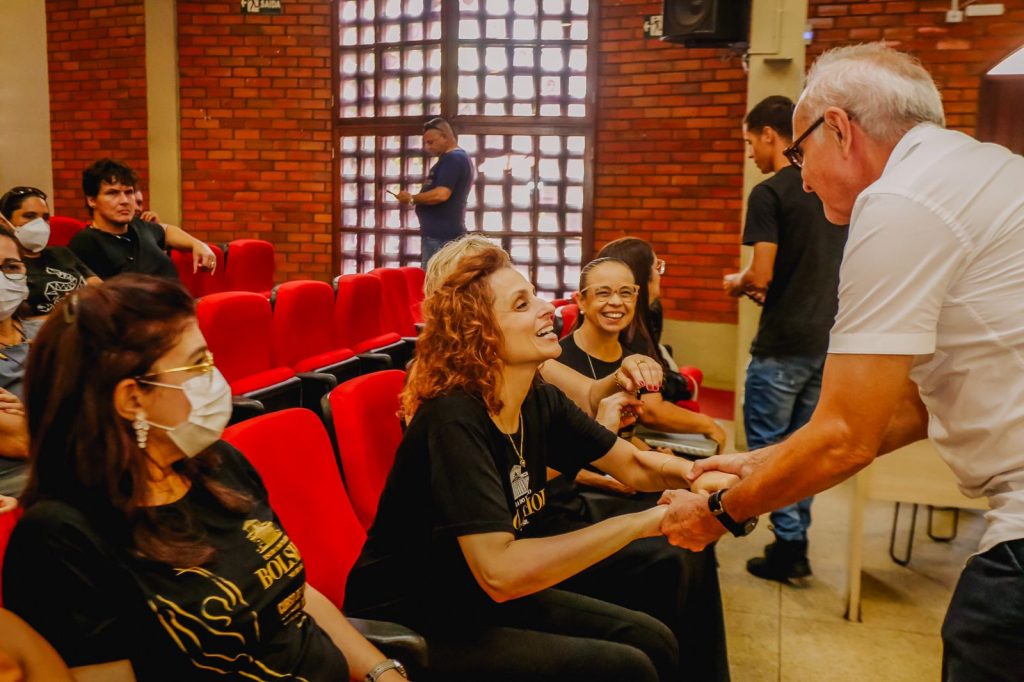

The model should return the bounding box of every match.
[978,75,1024,155]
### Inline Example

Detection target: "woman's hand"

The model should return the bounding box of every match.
[595,391,644,433]
[704,418,727,451]
[615,354,663,393]
[690,470,739,496]
[0,389,25,417]
[574,469,636,496]
[0,495,18,515]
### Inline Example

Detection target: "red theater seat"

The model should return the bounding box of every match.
[48,216,85,247]
[0,506,24,607]
[196,291,301,414]
[172,243,225,298]
[398,266,426,324]
[555,303,579,338]
[333,274,406,365]
[270,280,361,384]
[370,268,418,338]
[224,239,275,295]
[323,370,406,530]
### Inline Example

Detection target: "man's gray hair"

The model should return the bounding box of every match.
[799,43,945,144]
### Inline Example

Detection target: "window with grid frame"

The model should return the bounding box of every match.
[335,0,595,299]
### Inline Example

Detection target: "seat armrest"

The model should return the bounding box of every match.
[348,617,428,673]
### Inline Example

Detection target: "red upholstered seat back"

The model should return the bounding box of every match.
[556,303,580,338]
[333,273,388,349]
[173,244,225,298]
[371,268,417,337]
[224,239,275,294]
[326,370,406,530]
[223,409,364,608]
[271,280,337,368]
[48,216,85,247]
[398,267,426,324]
[0,507,24,607]
[196,291,278,387]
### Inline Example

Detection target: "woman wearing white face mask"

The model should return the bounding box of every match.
[0,225,36,497]
[3,275,412,682]
[0,186,101,319]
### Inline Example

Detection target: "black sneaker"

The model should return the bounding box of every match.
[746,539,812,583]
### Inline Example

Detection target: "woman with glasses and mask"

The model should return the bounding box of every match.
[596,238,726,446]
[0,225,36,497]
[346,244,735,682]
[2,275,412,682]
[0,187,101,320]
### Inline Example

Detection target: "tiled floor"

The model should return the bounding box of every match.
[715,421,983,681]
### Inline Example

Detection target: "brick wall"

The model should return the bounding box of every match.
[46,0,149,219]
[594,0,748,325]
[807,0,1024,134]
[177,0,335,281]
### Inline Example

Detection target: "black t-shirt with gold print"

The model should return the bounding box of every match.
[345,383,617,626]
[2,442,347,681]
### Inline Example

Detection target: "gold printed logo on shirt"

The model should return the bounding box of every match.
[243,519,284,557]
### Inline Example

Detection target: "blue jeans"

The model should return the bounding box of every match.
[942,539,1024,681]
[743,354,826,542]
[420,235,458,269]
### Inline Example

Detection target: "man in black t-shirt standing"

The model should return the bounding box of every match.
[723,96,847,583]
[69,159,216,280]
[395,118,475,268]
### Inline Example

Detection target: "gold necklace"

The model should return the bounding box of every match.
[504,413,525,468]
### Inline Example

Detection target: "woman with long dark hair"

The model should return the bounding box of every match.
[3,274,410,682]
[346,244,733,681]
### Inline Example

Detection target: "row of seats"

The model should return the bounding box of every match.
[197,267,424,420]
[47,215,275,297]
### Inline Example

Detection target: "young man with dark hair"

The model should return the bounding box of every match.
[394,117,475,268]
[721,95,848,583]
[70,158,216,280]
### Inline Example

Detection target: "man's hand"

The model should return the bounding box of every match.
[396,190,414,205]
[192,241,217,273]
[0,389,24,417]
[685,451,765,484]
[0,494,17,515]
[690,470,739,496]
[140,209,161,223]
[658,488,727,550]
[723,272,744,297]
[615,354,663,393]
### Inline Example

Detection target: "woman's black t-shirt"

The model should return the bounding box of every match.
[23,247,94,316]
[344,384,617,625]
[2,442,348,681]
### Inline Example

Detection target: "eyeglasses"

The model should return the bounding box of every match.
[136,350,216,387]
[654,259,666,275]
[0,259,27,282]
[580,284,640,303]
[783,115,825,168]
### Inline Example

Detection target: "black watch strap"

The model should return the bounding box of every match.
[707,489,757,537]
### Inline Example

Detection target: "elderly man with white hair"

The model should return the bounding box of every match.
[659,43,1024,680]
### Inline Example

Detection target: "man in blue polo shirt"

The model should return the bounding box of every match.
[396,118,475,268]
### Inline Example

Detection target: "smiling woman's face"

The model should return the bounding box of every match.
[578,260,637,337]
[487,266,560,366]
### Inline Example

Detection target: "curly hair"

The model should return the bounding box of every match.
[403,245,511,417]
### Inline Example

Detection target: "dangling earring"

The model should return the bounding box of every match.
[133,411,150,450]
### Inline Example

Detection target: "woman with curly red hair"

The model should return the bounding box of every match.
[345,244,733,681]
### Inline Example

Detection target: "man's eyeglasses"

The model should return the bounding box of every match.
[580,284,640,303]
[654,259,666,276]
[783,115,826,169]
[0,260,27,282]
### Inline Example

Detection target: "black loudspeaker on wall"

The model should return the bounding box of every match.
[661,0,751,47]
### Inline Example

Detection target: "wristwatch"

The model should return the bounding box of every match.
[707,489,758,537]
[365,659,407,681]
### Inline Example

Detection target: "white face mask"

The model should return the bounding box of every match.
[15,217,49,253]
[144,368,233,457]
[0,276,28,320]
